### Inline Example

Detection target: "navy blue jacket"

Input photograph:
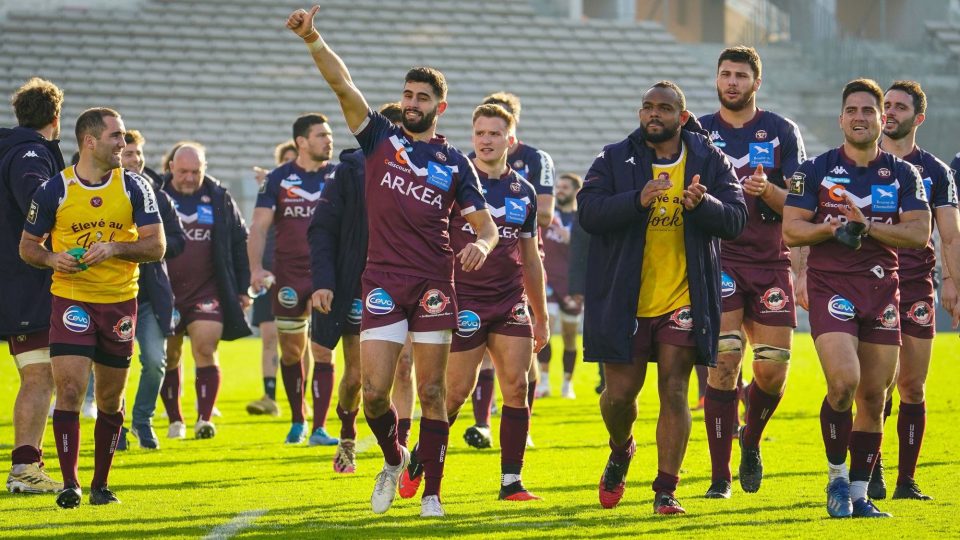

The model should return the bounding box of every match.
[308,149,366,349]
[137,168,186,336]
[0,127,63,337]
[577,126,746,366]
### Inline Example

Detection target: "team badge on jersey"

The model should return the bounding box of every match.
[63,305,91,333]
[348,299,363,325]
[366,288,395,315]
[277,287,299,309]
[509,302,530,324]
[720,272,736,298]
[113,316,135,341]
[456,310,481,337]
[762,287,788,311]
[426,162,452,191]
[879,304,899,328]
[908,301,933,326]
[91,196,103,208]
[669,306,693,330]
[749,142,775,168]
[419,289,450,315]
[755,129,768,140]
[828,295,855,321]
[789,172,805,195]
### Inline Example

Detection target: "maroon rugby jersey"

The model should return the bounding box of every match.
[541,209,575,299]
[163,182,217,306]
[354,111,487,281]
[895,146,957,281]
[451,168,537,296]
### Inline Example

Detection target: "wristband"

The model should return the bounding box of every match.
[474,239,491,254]
[301,29,320,42]
[864,220,872,236]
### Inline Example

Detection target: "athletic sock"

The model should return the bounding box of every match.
[263,376,277,401]
[366,406,402,466]
[195,365,220,422]
[562,350,577,375]
[336,404,358,441]
[536,342,552,366]
[609,435,635,463]
[11,445,41,466]
[397,418,412,448]
[472,369,495,427]
[280,362,305,424]
[527,380,536,413]
[742,383,783,448]
[500,406,529,479]
[52,410,80,488]
[849,430,883,496]
[311,363,334,431]
[419,418,450,498]
[820,397,852,466]
[652,470,680,494]
[704,385,738,482]
[91,410,124,488]
[897,401,926,486]
[160,366,183,423]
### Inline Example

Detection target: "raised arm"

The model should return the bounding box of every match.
[286,6,369,132]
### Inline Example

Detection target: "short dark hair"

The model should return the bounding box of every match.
[12,78,64,130]
[292,113,329,141]
[559,172,583,190]
[842,78,884,109]
[379,102,403,124]
[887,80,927,115]
[717,46,762,79]
[649,81,686,111]
[472,104,516,131]
[405,67,447,100]
[273,140,297,165]
[70,151,80,165]
[75,107,121,146]
[482,92,522,120]
[124,129,145,146]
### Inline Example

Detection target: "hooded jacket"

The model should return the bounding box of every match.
[137,168,186,336]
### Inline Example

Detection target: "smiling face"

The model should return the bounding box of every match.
[840,91,884,150]
[883,89,922,141]
[120,141,145,173]
[88,115,126,170]
[400,81,445,134]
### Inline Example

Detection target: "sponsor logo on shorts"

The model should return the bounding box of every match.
[827,295,855,321]
[879,304,899,329]
[908,301,933,326]
[63,305,91,333]
[347,299,363,325]
[509,302,530,325]
[365,288,395,315]
[172,308,181,328]
[419,289,451,316]
[113,316,135,341]
[456,310,481,338]
[669,306,693,330]
[197,299,220,313]
[762,287,788,312]
[720,272,736,298]
[277,287,299,309]
[15,334,26,343]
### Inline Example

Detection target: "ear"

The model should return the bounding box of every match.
[507,131,517,147]
[754,76,762,92]
[437,101,448,116]
[680,109,691,124]
[914,112,925,128]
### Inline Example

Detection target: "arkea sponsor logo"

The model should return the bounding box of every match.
[827,295,855,321]
[63,305,91,333]
[456,310,481,338]
[277,287,299,309]
[365,288,395,315]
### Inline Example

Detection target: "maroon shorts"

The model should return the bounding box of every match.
[49,295,137,367]
[900,274,935,339]
[547,286,583,316]
[721,265,796,327]
[632,306,699,363]
[173,297,223,335]
[6,330,49,356]
[360,269,458,333]
[272,262,313,319]
[451,289,532,352]
[807,269,900,346]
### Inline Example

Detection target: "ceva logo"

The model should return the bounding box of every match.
[348,299,363,324]
[365,288,395,315]
[63,305,91,333]
[277,287,299,309]
[456,310,481,338]
[828,295,855,321]
[720,272,736,298]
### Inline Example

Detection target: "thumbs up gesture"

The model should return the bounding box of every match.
[287,5,320,39]
[743,164,769,198]
[682,174,707,210]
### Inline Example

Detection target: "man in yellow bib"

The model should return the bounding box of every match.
[579,82,746,514]
[19,107,165,509]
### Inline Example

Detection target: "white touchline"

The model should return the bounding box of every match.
[203,509,268,540]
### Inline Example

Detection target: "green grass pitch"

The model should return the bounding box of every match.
[0,333,957,538]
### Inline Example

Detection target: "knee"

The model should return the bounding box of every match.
[708,359,740,389]
[56,379,87,409]
[659,377,689,407]
[341,376,362,399]
[500,374,528,405]
[826,379,858,410]
[20,365,54,392]
[362,384,391,415]
[897,376,925,404]
[601,385,639,411]
[754,369,788,394]
[417,381,445,410]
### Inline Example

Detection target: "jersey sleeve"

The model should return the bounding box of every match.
[929,159,958,208]
[454,158,487,215]
[779,119,806,178]
[530,148,556,196]
[353,110,394,156]
[126,172,162,226]
[898,162,930,212]
[7,146,58,215]
[520,186,538,238]
[784,159,819,211]
[254,174,280,209]
[23,177,64,236]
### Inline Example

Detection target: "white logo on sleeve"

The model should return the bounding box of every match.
[22,150,39,158]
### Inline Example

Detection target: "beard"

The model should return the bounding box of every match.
[717,87,755,112]
[642,121,680,143]
[882,119,913,141]
[402,107,437,134]
[556,193,573,206]
[309,149,332,162]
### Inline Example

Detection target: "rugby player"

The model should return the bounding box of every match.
[287,6,497,517]
[870,80,960,501]
[20,107,164,507]
[579,81,746,514]
[249,114,338,445]
[783,78,930,518]
[697,46,806,498]
[400,104,549,501]
[0,78,65,493]
[162,143,252,440]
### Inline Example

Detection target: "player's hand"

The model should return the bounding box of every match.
[312,289,334,314]
[286,5,319,38]
[682,174,707,210]
[639,176,672,208]
[532,316,550,353]
[742,165,769,197]
[251,269,276,292]
[458,242,489,272]
[795,270,809,311]
[562,295,580,312]
[238,294,252,310]
[253,166,269,185]
[942,277,957,318]
[49,251,83,274]
[840,192,867,225]
[82,242,115,267]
